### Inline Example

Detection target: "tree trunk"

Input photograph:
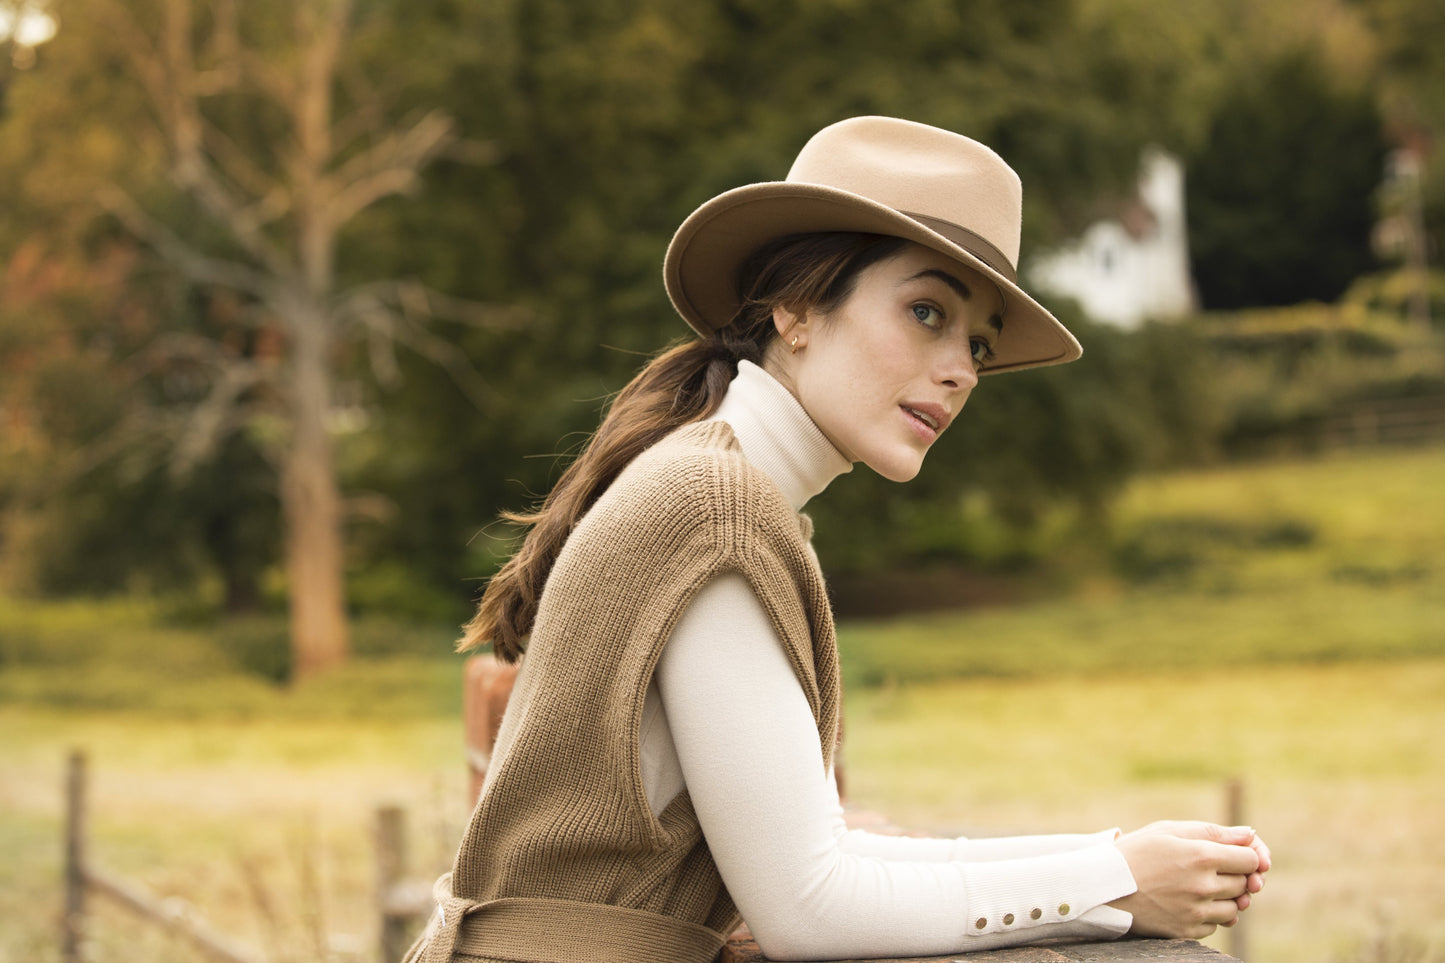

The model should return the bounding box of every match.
[281,308,350,681]
[283,3,349,681]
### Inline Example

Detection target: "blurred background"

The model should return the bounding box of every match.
[1,0,1441,961]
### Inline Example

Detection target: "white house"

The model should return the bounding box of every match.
[1027,147,1197,328]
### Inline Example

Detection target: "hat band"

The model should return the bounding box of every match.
[902,212,1018,285]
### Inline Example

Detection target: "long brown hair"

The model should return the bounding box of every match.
[461,231,908,659]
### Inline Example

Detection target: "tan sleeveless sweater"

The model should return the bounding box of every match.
[420,421,840,963]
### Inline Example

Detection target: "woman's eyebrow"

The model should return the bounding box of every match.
[906,268,972,302]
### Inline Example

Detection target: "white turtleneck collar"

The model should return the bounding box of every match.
[706,360,852,511]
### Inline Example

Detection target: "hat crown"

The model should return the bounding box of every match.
[786,116,1022,269]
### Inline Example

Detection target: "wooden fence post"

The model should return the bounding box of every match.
[1226,777,1249,962]
[377,804,419,963]
[63,749,86,963]
[463,656,519,806]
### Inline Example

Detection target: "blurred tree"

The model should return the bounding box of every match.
[0,0,506,677]
[1186,48,1387,309]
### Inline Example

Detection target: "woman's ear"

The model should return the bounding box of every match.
[772,304,807,350]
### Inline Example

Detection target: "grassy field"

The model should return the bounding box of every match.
[2,443,1443,963]
[841,663,1445,963]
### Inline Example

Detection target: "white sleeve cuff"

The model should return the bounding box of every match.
[960,842,1137,940]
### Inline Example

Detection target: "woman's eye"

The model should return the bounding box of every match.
[970,338,995,368]
[911,304,942,328]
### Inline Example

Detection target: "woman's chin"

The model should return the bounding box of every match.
[868,455,925,484]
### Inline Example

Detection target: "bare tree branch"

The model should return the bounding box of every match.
[335,279,531,332]
[330,281,514,410]
[99,187,277,301]
[122,331,280,477]
[171,143,294,278]
[55,413,168,485]
[130,329,278,477]
[95,1,171,118]
[322,110,455,228]
[170,359,271,476]
[144,0,292,276]
[399,282,532,330]
[238,44,297,106]
[442,137,505,167]
[331,65,392,155]
[199,121,291,219]
[335,289,403,387]
[394,319,500,410]
[191,0,241,96]
[133,331,238,370]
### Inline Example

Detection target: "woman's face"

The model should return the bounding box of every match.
[766,242,1004,483]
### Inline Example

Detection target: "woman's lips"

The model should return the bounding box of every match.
[901,402,950,441]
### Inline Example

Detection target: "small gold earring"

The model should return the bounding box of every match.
[790,336,799,354]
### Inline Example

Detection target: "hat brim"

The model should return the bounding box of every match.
[664,182,1081,374]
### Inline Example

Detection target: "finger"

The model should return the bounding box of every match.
[1187,823,1259,846]
[1250,835,1273,874]
[1234,893,1252,912]
[1201,840,1263,875]
[1213,873,1249,901]
[1246,871,1264,894]
[1204,898,1242,928]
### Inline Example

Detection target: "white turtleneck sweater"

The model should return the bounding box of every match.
[641,361,1137,960]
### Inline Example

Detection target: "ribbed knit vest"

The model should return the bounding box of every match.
[439,420,841,962]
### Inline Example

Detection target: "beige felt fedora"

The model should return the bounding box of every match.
[663,116,1081,373]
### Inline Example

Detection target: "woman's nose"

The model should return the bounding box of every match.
[938,345,980,392]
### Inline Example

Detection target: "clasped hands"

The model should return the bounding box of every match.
[1109,820,1272,940]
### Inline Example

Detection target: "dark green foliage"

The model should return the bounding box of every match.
[32,435,278,609]
[1113,516,1316,583]
[1186,50,1387,309]
[1194,303,1445,457]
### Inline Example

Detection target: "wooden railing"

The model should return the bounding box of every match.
[723,935,1240,963]
[62,751,266,963]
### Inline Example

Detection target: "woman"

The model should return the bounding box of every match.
[412,116,1269,963]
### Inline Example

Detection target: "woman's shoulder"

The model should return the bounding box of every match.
[633,421,778,502]
[589,420,802,546]
[634,420,746,475]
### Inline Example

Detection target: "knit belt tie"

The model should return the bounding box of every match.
[415,872,726,963]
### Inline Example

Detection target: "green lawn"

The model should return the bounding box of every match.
[2,443,1443,963]
[838,444,1445,687]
